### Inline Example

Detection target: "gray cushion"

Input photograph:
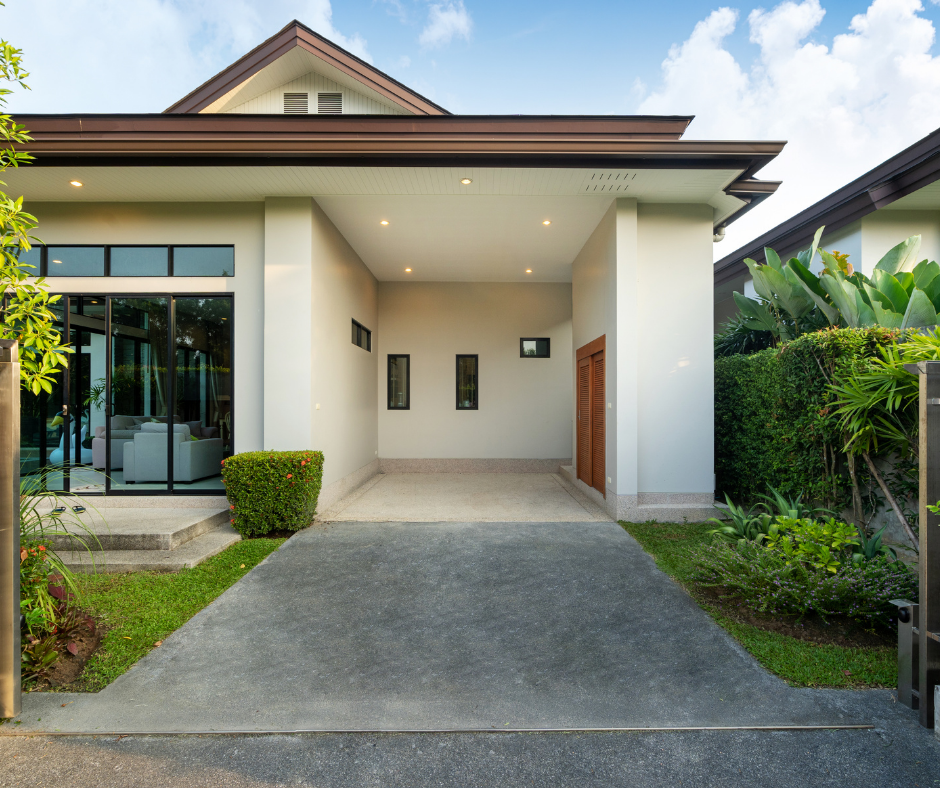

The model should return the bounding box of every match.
[184,421,203,438]
[111,415,137,430]
[140,422,191,437]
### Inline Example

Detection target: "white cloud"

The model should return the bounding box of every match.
[398,55,412,68]
[419,1,473,48]
[0,0,370,113]
[638,0,940,260]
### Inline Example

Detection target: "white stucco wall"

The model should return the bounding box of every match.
[572,199,715,518]
[861,210,940,272]
[376,282,573,459]
[26,201,265,454]
[264,197,379,491]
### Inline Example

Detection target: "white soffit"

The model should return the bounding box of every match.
[200,48,407,114]
[4,166,742,201]
[881,180,940,211]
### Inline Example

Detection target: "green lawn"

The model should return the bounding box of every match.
[619,520,897,689]
[70,538,285,691]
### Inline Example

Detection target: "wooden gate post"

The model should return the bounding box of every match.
[0,339,20,718]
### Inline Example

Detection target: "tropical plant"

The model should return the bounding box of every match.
[756,485,833,520]
[733,227,940,344]
[0,38,71,393]
[762,516,860,574]
[849,523,897,564]
[707,495,773,544]
[714,313,776,358]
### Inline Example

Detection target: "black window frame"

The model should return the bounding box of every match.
[34,244,235,277]
[387,354,410,410]
[456,354,479,410]
[520,337,551,358]
[352,319,372,352]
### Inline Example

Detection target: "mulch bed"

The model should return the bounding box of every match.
[27,616,106,692]
[693,585,893,649]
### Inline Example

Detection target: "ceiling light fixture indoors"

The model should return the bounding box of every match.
[69,180,83,187]
[51,259,62,264]
[460,178,472,185]
[380,220,389,226]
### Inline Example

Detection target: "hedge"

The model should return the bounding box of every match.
[222,450,324,537]
[715,328,905,507]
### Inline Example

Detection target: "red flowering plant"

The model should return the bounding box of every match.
[222,450,324,537]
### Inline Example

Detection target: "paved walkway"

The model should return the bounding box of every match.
[4,521,912,735]
[322,473,610,522]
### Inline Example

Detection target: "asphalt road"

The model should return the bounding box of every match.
[2,725,939,788]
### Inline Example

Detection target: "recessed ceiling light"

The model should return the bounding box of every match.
[404,268,412,273]
[460,178,472,185]
[51,259,62,264]
[69,180,83,187]
[380,220,389,226]
[542,220,551,226]
[525,269,533,274]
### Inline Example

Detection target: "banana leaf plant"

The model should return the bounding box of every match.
[732,227,940,340]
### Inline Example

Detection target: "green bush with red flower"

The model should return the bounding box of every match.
[222,450,324,537]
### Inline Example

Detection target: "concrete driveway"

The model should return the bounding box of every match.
[322,473,610,521]
[5,520,901,734]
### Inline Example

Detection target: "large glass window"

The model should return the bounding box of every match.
[48,247,105,276]
[456,355,478,410]
[387,355,410,409]
[19,294,232,495]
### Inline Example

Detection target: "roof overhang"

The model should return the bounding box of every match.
[714,126,940,288]
[10,114,784,231]
[165,19,449,116]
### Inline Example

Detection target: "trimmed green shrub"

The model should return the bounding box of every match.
[715,327,906,507]
[222,450,324,537]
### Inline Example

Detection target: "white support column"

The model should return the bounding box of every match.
[263,197,314,450]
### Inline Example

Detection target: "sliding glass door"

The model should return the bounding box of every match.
[19,294,233,495]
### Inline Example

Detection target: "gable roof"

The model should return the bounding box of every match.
[713,125,940,287]
[165,20,449,116]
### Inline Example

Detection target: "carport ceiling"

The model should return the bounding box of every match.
[5,164,744,282]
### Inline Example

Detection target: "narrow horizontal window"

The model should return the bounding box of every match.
[111,246,169,276]
[16,246,42,273]
[47,246,105,277]
[520,338,550,358]
[172,246,235,277]
[456,354,478,410]
[388,355,410,410]
[352,319,372,352]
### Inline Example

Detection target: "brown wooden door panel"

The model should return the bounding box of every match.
[577,356,591,486]
[591,350,605,495]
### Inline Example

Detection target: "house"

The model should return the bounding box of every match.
[11,20,783,522]
[714,126,940,331]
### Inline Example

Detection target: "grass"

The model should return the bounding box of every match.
[67,538,285,692]
[619,520,896,689]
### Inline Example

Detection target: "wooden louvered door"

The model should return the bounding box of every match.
[576,335,606,497]
[577,356,592,486]
[591,350,605,495]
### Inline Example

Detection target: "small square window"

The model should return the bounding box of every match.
[456,355,478,410]
[520,338,550,358]
[388,355,410,409]
[352,319,372,352]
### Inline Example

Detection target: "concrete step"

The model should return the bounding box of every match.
[60,524,242,574]
[44,508,230,552]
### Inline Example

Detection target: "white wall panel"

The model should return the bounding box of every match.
[225,71,409,115]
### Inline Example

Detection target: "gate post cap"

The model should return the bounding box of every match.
[903,360,940,375]
[0,339,17,363]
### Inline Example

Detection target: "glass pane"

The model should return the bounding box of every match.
[47,247,105,276]
[111,247,168,276]
[20,298,66,492]
[521,338,550,357]
[173,297,232,491]
[173,246,234,277]
[388,355,409,409]
[108,297,170,492]
[63,297,108,493]
[457,356,478,409]
[17,246,42,274]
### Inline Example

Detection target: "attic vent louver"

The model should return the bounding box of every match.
[283,92,309,114]
[318,92,343,114]
[582,172,635,193]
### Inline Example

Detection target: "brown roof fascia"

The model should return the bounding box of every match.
[714,126,940,287]
[165,20,450,116]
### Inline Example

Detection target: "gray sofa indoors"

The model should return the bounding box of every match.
[122,423,224,483]
[92,415,219,471]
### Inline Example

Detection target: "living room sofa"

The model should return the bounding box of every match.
[92,414,218,470]
[122,423,224,483]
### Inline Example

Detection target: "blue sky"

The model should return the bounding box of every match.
[4,0,940,257]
